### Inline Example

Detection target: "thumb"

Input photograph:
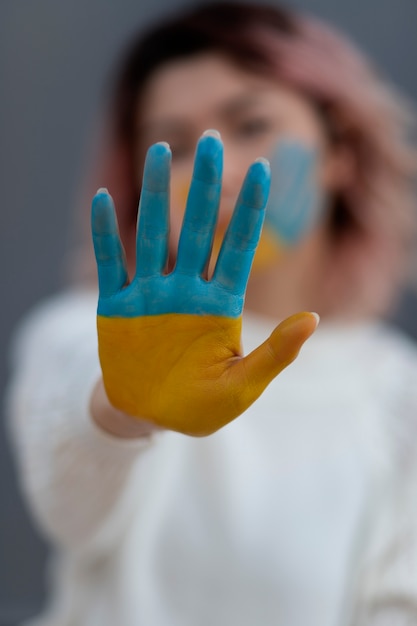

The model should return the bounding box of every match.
[236,312,319,401]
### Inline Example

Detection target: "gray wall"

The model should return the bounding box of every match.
[1,1,417,623]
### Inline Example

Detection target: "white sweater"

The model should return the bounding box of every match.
[6,289,417,626]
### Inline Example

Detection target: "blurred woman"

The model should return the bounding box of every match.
[7,2,417,625]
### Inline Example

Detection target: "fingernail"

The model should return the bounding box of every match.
[96,187,109,195]
[254,157,270,166]
[310,312,320,326]
[202,129,221,139]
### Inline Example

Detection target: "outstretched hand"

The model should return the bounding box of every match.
[92,132,318,436]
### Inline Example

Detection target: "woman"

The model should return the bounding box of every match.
[7,2,417,625]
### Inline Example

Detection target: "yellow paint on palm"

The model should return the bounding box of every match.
[98,313,248,436]
[97,310,318,436]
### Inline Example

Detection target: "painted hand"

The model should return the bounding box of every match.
[92,133,318,436]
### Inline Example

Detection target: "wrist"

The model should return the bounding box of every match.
[90,378,162,439]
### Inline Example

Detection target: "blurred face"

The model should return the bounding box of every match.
[136,52,332,271]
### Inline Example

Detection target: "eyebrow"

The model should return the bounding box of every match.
[139,88,276,137]
[217,89,275,118]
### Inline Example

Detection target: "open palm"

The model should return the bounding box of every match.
[92,133,317,436]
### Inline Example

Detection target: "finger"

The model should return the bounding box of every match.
[265,140,319,245]
[236,312,319,398]
[213,158,270,295]
[175,132,223,275]
[136,142,171,277]
[91,189,128,298]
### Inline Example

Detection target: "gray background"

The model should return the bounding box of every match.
[1,0,417,624]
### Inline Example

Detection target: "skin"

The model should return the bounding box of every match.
[91,52,347,438]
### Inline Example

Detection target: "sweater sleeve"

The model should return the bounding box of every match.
[6,290,158,555]
[350,327,417,625]
[350,462,417,626]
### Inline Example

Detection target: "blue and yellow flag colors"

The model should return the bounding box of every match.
[92,133,318,436]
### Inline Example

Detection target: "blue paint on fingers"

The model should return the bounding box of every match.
[92,133,271,319]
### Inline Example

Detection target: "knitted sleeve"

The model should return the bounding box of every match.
[6,290,157,555]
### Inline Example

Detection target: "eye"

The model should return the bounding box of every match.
[236,116,275,138]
